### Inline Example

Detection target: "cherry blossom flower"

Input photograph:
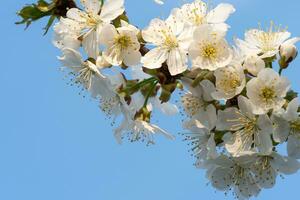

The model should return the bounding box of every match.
[189,24,233,71]
[217,96,273,156]
[236,24,299,58]
[212,64,246,100]
[246,68,290,114]
[141,13,191,75]
[100,21,141,66]
[63,0,124,58]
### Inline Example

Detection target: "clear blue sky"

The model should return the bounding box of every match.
[1,0,300,200]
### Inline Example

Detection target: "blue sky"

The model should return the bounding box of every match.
[1,0,300,200]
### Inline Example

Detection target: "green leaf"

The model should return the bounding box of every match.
[43,14,56,35]
[16,1,52,29]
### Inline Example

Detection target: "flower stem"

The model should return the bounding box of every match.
[125,77,157,94]
[143,80,159,107]
[279,68,283,75]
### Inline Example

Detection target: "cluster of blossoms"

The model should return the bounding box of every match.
[50,0,300,199]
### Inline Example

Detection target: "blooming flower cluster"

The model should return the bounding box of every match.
[28,0,300,199]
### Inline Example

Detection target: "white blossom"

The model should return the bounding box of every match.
[141,12,191,76]
[251,152,300,189]
[246,68,290,114]
[236,24,299,58]
[62,0,125,58]
[176,0,235,31]
[189,24,233,71]
[58,48,106,97]
[271,98,300,158]
[98,73,127,118]
[181,78,216,117]
[115,118,174,145]
[100,21,141,66]
[53,17,82,50]
[114,103,174,144]
[206,154,261,199]
[217,96,273,156]
[183,106,218,168]
[48,1,300,198]
[212,64,246,100]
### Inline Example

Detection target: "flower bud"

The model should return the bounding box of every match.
[280,44,298,63]
[279,37,300,69]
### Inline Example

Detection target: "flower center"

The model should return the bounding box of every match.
[115,35,132,49]
[163,33,178,50]
[229,111,258,135]
[260,87,275,102]
[201,44,217,59]
[218,70,241,94]
[256,32,278,52]
[86,13,101,27]
[75,63,95,89]
[243,119,257,134]
[192,9,204,25]
[254,23,286,53]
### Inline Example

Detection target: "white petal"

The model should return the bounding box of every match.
[243,54,265,76]
[284,98,299,121]
[207,133,218,159]
[167,48,188,76]
[271,114,290,143]
[100,0,125,22]
[209,167,233,191]
[200,80,216,102]
[141,47,168,69]
[103,46,122,66]
[99,24,118,46]
[82,29,99,59]
[166,8,184,35]
[282,37,300,46]
[150,123,175,140]
[287,135,300,159]
[225,131,253,156]
[123,50,142,66]
[256,130,272,155]
[80,0,101,15]
[58,48,83,68]
[89,72,111,98]
[271,152,300,175]
[206,3,235,23]
[216,107,240,131]
[66,8,88,22]
[252,162,276,189]
[238,96,255,118]
[142,18,167,45]
[153,98,178,115]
